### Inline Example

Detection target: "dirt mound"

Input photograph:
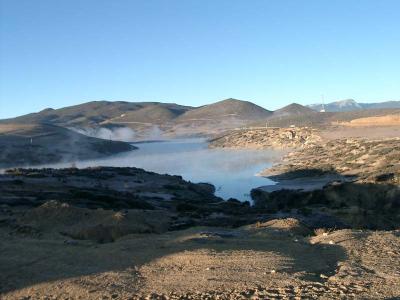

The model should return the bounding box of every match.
[20,201,171,242]
[248,218,311,236]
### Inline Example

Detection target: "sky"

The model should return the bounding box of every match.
[0,0,399,119]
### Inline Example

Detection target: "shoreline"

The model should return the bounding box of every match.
[257,173,354,193]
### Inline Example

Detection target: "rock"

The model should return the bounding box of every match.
[250,218,312,236]
[209,127,322,150]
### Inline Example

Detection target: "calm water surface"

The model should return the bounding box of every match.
[39,139,280,201]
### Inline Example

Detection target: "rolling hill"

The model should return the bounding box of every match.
[105,104,191,125]
[1,98,273,139]
[2,98,272,128]
[2,98,399,140]
[273,103,316,117]
[2,101,193,127]
[176,98,272,121]
[0,123,136,168]
[250,104,400,128]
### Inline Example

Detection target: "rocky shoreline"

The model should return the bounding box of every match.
[260,137,400,184]
[208,127,400,229]
[253,137,400,229]
[1,161,399,231]
[0,167,346,232]
[208,127,322,149]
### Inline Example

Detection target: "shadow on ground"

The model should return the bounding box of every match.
[253,168,400,230]
[0,219,348,295]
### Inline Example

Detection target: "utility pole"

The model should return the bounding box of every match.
[320,95,326,113]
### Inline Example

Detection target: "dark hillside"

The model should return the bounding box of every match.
[0,123,136,168]
[176,98,272,121]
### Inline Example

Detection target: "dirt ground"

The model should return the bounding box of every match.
[1,210,399,300]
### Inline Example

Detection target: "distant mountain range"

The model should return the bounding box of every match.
[0,98,273,139]
[2,98,272,127]
[308,99,400,112]
[2,101,193,127]
[2,98,399,139]
[2,98,398,167]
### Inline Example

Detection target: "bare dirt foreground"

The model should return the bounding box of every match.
[1,204,400,299]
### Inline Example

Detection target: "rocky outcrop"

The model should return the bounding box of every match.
[208,127,322,149]
[251,181,400,230]
[252,137,400,229]
[260,137,400,184]
[0,167,222,211]
[0,167,258,235]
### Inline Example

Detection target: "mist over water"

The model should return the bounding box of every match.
[71,127,137,141]
[36,139,280,201]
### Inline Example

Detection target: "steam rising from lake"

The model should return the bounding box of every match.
[38,139,280,201]
[71,125,166,142]
[71,127,136,141]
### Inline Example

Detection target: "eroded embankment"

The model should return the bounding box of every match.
[254,137,400,229]
[209,127,400,229]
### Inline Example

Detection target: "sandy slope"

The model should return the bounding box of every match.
[338,113,400,126]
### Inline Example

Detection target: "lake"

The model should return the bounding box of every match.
[37,139,280,201]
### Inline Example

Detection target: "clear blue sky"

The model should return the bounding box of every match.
[1,0,399,118]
